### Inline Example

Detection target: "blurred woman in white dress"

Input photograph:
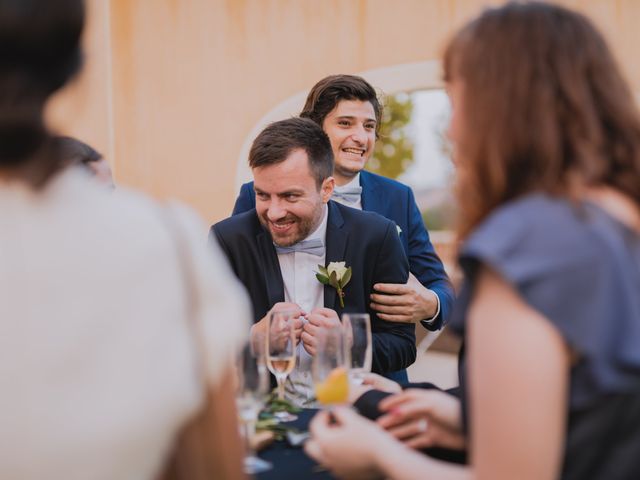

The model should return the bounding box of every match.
[0,1,249,479]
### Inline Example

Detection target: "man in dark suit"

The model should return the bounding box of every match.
[211,118,415,403]
[232,75,454,382]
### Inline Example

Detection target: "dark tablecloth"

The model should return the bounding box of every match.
[256,409,334,480]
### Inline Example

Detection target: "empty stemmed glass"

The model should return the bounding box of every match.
[266,310,298,422]
[312,325,349,407]
[236,339,272,474]
[342,313,372,385]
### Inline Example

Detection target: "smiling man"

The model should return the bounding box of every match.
[233,75,454,383]
[211,118,415,405]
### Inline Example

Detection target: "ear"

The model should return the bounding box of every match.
[320,176,335,203]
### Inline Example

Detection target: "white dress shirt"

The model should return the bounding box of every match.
[277,204,328,406]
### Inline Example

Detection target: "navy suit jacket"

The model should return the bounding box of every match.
[211,201,416,375]
[232,170,454,330]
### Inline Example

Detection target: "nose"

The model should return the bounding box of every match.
[266,199,287,221]
[350,124,367,145]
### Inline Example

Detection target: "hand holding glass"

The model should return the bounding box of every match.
[266,310,298,421]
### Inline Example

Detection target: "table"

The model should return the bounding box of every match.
[256,409,334,480]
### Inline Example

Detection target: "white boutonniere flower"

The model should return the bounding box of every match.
[315,261,352,308]
[396,225,402,236]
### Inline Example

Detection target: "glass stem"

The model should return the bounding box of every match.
[276,374,285,400]
[244,419,257,457]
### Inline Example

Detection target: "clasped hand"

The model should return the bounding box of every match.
[370,273,439,324]
[252,302,305,349]
[252,303,341,356]
[377,388,466,451]
[301,307,341,356]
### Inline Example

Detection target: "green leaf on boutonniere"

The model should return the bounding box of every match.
[316,264,330,285]
[329,270,339,289]
[341,267,352,287]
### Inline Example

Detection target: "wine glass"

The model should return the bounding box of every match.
[312,325,349,407]
[342,313,372,385]
[266,310,298,422]
[236,339,272,474]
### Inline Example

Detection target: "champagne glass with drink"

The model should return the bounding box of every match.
[266,310,298,422]
[342,313,372,385]
[312,325,349,407]
[236,339,271,474]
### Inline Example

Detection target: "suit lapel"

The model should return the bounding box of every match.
[359,170,380,213]
[324,202,348,311]
[257,230,285,306]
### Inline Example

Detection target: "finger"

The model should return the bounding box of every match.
[328,405,356,426]
[273,302,304,315]
[361,373,380,385]
[303,322,320,336]
[304,439,324,463]
[310,307,337,317]
[370,303,411,314]
[369,293,409,306]
[291,316,306,328]
[373,283,409,295]
[380,401,437,427]
[307,315,334,328]
[301,331,316,346]
[307,314,323,327]
[404,435,432,450]
[376,313,415,323]
[387,418,428,441]
[309,409,331,436]
[309,313,340,328]
[379,391,417,411]
[404,426,463,450]
[301,337,317,356]
[377,409,418,429]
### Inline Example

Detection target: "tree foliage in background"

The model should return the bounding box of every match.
[422,201,458,231]
[366,92,414,179]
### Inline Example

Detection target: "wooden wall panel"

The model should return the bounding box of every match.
[46,0,640,224]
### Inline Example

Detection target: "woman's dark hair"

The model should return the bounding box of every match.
[0,0,84,187]
[444,1,640,239]
[300,74,383,138]
[52,135,102,167]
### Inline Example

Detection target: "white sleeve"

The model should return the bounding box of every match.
[166,202,250,388]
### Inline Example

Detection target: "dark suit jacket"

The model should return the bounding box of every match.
[211,201,416,374]
[232,170,453,330]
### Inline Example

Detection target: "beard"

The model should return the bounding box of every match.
[259,204,324,247]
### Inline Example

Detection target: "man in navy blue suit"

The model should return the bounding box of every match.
[233,75,454,382]
[211,118,415,404]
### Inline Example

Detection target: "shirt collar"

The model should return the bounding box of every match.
[335,172,361,192]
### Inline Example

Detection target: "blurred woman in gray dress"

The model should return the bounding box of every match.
[305,3,640,479]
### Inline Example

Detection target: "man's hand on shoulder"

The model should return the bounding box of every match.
[301,307,341,356]
[370,273,439,324]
